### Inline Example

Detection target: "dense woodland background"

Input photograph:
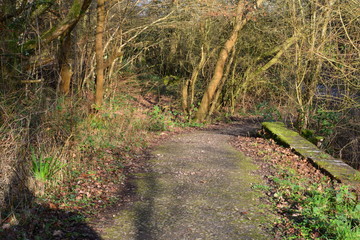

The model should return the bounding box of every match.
[0,0,359,234]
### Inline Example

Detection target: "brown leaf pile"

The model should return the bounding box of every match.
[44,147,148,213]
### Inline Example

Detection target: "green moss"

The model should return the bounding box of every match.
[350,173,360,181]
[100,210,137,239]
[68,0,83,18]
[300,129,324,145]
[262,122,298,147]
[262,122,360,187]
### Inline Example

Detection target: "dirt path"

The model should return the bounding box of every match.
[97,124,277,239]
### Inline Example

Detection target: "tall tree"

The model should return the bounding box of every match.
[95,0,106,107]
[195,0,265,122]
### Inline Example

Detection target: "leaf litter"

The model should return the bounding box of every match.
[231,135,359,239]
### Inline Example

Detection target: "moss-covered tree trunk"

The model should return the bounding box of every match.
[94,0,105,107]
[189,46,207,110]
[23,0,92,51]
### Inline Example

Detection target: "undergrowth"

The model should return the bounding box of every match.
[0,77,201,238]
[233,136,360,239]
[270,166,360,239]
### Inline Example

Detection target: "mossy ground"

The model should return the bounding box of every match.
[99,129,278,239]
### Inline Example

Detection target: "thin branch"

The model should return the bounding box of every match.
[338,9,360,56]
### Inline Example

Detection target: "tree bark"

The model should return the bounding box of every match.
[195,1,263,122]
[208,47,236,118]
[189,46,207,110]
[94,0,105,108]
[59,32,73,95]
[181,79,190,114]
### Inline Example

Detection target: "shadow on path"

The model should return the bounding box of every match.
[134,172,157,240]
[204,117,262,137]
[100,121,277,240]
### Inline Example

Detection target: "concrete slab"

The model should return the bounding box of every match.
[262,122,360,187]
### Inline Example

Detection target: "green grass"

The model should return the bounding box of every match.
[31,149,64,182]
[270,167,360,239]
[252,184,271,191]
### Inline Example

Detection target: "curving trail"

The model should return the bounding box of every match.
[99,124,277,239]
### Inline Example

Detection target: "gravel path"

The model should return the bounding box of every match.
[100,124,277,239]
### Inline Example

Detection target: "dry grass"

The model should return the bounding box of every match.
[0,76,171,228]
[0,94,31,222]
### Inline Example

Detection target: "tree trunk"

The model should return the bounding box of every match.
[189,46,207,109]
[181,79,190,114]
[94,0,105,108]
[208,47,236,118]
[195,1,248,122]
[59,32,73,95]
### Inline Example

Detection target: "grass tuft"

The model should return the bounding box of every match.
[31,149,65,182]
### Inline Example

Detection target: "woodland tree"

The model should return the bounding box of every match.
[95,0,106,107]
[195,0,265,122]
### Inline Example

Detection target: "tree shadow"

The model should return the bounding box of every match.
[133,172,157,240]
[132,167,186,240]
[205,117,263,137]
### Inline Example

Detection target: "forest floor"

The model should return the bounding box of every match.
[2,118,354,239]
